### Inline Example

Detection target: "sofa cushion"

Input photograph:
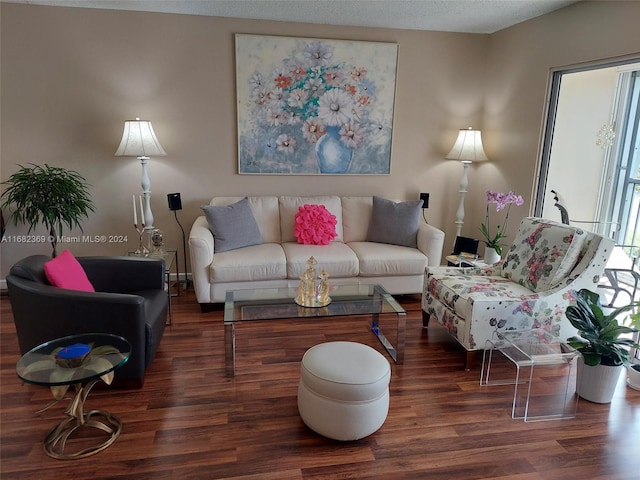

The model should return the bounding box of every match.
[501,217,586,292]
[280,196,343,243]
[348,241,427,276]
[282,242,359,279]
[210,243,287,282]
[44,250,95,292]
[201,197,263,252]
[366,196,423,247]
[294,204,338,245]
[342,196,373,243]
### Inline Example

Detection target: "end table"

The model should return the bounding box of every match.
[129,249,178,324]
[480,329,579,422]
[16,333,131,459]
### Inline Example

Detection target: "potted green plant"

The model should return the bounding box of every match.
[1,164,95,257]
[565,288,640,403]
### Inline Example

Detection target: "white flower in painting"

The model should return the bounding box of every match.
[276,133,296,153]
[368,117,392,145]
[251,87,269,105]
[287,88,308,109]
[317,89,354,126]
[249,72,265,90]
[265,108,286,127]
[304,77,325,98]
[289,63,307,81]
[267,88,286,109]
[350,67,367,81]
[288,111,303,125]
[302,119,326,143]
[303,41,333,66]
[340,121,364,148]
[323,68,344,87]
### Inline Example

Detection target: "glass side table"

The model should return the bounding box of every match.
[16,333,131,459]
[445,254,489,268]
[480,329,579,422]
[129,249,178,325]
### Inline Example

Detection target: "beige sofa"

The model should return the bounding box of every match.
[189,196,445,306]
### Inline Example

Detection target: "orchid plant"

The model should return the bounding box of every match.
[480,190,524,255]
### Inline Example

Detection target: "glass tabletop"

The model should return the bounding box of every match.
[224,284,404,322]
[16,333,131,387]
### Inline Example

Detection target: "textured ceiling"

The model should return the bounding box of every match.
[5,0,578,34]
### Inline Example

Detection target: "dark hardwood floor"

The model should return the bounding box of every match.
[1,288,639,479]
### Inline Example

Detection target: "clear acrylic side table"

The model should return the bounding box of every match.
[480,329,579,422]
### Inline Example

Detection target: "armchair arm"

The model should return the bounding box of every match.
[79,256,165,293]
[417,223,445,266]
[426,264,503,277]
[189,216,214,303]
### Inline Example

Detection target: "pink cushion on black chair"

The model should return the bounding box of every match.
[44,249,95,292]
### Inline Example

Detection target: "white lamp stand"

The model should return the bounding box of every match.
[455,160,471,240]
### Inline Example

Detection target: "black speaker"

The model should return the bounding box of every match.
[453,236,479,256]
[167,193,182,211]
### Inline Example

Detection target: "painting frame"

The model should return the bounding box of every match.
[235,34,398,175]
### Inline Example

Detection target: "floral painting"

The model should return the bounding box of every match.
[235,34,398,175]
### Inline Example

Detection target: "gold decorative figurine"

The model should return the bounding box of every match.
[295,256,331,307]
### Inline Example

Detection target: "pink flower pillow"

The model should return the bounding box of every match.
[294,204,337,245]
[44,249,95,292]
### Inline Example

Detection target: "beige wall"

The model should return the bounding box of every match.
[481,0,640,240]
[1,1,639,279]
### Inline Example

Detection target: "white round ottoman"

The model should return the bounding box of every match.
[297,341,391,441]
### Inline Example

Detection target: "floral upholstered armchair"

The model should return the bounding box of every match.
[421,217,615,369]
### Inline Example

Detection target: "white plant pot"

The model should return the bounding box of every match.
[576,356,624,403]
[627,363,640,391]
[484,247,501,264]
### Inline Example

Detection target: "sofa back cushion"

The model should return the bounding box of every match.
[366,196,423,247]
[210,196,281,244]
[342,196,373,243]
[201,198,263,252]
[279,196,343,243]
[501,217,587,292]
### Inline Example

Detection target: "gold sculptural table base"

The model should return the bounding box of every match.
[43,379,123,460]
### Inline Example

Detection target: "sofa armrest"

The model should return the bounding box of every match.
[189,216,214,303]
[417,222,445,266]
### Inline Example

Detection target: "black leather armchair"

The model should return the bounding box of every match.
[7,255,168,388]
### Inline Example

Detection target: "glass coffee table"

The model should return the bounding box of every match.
[224,284,406,377]
[16,333,131,459]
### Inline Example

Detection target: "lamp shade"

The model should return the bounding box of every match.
[445,127,488,162]
[115,117,166,157]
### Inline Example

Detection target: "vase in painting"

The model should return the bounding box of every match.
[315,126,353,174]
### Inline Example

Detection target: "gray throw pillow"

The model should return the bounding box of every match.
[201,197,263,252]
[366,196,423,247]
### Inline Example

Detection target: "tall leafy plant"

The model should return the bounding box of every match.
[565,289,640,367]
[1,164,95,257]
